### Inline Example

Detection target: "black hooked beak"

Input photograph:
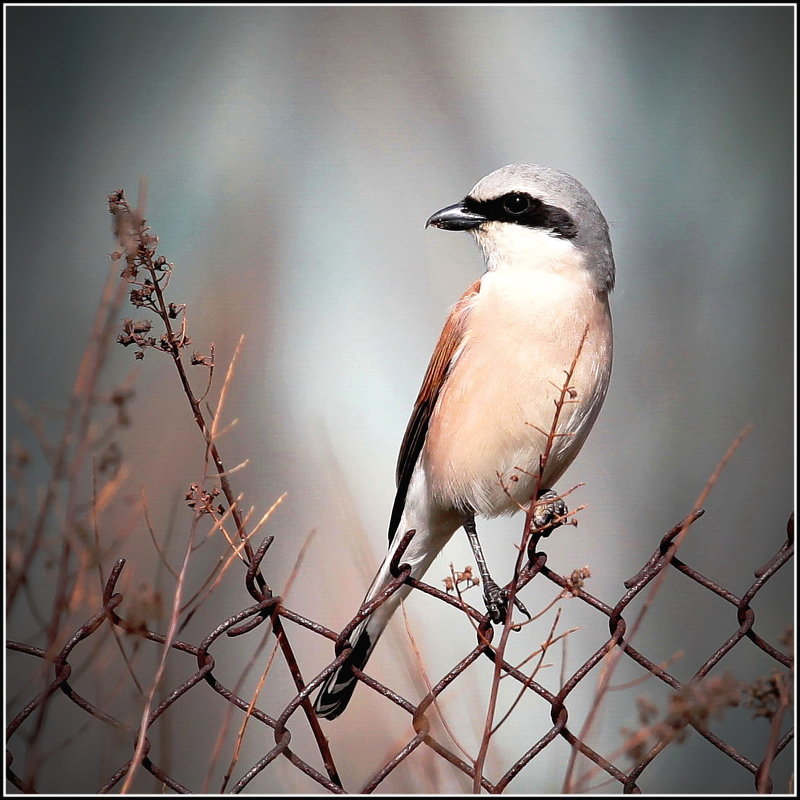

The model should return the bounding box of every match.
[425,201,487,231]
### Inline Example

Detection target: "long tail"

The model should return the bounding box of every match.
[314,515,457,719]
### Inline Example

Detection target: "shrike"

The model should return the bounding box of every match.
[315,164,615,719]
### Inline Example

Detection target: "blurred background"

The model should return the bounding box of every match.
[6,5,794,794]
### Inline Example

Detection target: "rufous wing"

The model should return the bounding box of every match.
[387,279,481,541]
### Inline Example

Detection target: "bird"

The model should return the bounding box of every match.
[314,164,615,719]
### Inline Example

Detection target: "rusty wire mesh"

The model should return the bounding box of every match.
[5,189,794,794]
[6,509,794,794]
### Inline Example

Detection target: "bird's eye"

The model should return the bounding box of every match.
[502,193,532,215]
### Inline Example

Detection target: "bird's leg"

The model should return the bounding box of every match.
[531,489,569,536]
[462,514,530,624]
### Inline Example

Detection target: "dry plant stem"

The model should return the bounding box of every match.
[120,513,199,793]
[755,671,791,793]
[183,494,287,619]
[51,245,135,645]
[218,527,318,793]
[154,277,250,559]
[492,612,579,736]
[113,194,340,788]
[563,423,754,793]
[472,326,590,793]
[7,254,128,608]
[180,511,258,621]
[140,488,181,580]
[400,603,474,765]
[217,618,281,793]
[12,256,130,791]
[93,472,147,698]
[606,651,684,692]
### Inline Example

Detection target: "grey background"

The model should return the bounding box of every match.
[6,5,794,794]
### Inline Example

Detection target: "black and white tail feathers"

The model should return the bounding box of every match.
[313,512,458,719]
[313,546,404,719]
[313,615,376,719]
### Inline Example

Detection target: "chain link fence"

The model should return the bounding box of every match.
[6,509,794,793]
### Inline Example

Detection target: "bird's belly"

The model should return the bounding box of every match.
[423,272,612,517]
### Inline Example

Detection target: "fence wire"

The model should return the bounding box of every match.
[6,509,793,794]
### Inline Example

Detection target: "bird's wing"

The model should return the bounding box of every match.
[387,278,481,541]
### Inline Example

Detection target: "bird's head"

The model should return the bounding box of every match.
[426,164,615,291]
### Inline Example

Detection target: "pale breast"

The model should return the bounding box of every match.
[423,268,613,517]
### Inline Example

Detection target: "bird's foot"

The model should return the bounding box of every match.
[482,577,531,625]
[531,489,569,537]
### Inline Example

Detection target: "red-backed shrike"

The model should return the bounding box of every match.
[315,164,615,719]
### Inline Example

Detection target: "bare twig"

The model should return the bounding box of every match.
[473,326,590,792]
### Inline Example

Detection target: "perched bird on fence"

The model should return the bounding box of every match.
[314,164,615,719]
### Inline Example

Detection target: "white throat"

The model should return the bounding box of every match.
[472,222,583,279]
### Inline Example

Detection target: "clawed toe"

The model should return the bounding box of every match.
[531,489,569,535]
[482,578,505,623]
[483,578,531,624]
